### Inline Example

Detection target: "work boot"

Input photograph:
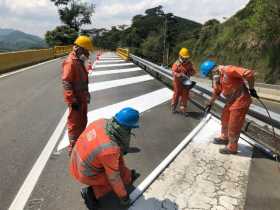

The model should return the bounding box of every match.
[179,106,188,117]
[81,187,99,210]
[213,137,229,145]
[219,143,238,155]
[171,104,177,114]
[131,169,140,183]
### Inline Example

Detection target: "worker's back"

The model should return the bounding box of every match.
[70,119,120,185]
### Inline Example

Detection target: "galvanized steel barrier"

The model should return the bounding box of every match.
[130,53,280,156]
[0,45,73,74]
[116,48,129,61]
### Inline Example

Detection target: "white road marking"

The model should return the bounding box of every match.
[88,75,153,93]
[89,67,143,77]
[8,110,68,210]
[57,88,173,151]
[0,57,64,79]
[95,63,134,68]
[95,60,124,64]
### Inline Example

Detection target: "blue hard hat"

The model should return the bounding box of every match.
[200,60,217,77]
[114,107,140,128]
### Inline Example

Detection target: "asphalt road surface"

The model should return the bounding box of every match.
[0,53,279,210]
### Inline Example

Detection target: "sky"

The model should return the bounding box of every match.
[0,0,250,37]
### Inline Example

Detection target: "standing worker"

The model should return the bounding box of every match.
[70,107,140,210]
[200,60,259,154]
[62,35,94,155]
[171,48,196,115]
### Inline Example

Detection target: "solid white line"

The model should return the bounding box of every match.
[8,110,68,210]
[88,75,153,93]
[129,115,212,203]
[89,67,143,76]
[95,63,134,68]
[95,60,124,64]
[0,57,64,79]
[57,88,173,151]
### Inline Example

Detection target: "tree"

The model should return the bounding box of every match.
[50,0,95,31]
[45,25,78,46]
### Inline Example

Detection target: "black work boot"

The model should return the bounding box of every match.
[81,187,99,210]
[171,104,177,114]
[213,137,229,145]
[219,147,237,155]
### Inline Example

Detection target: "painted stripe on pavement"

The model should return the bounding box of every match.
[95,60,124,64]
[89,75,153,93]
[57,88,173,151]
[90,67,143,76]
[8,110,68,210]
[95,63,134,68]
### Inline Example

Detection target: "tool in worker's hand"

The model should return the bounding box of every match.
[181,75,196,90]
[204,104,212,116]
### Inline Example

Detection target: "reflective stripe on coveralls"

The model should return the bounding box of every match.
[70,119,131,199]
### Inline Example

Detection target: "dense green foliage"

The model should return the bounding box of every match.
[45,0,94,46]
[95,1,280,83]
[94,6,202,65]
[0,28,47,51]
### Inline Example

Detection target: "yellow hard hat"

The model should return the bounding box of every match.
[74,35,94,52]
[179,48,190,58]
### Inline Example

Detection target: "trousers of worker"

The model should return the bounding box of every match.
[67,103,88,144]
[220,105,250,149]
[172,81,189,109]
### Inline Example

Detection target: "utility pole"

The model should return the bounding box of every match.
[163,15,167,66]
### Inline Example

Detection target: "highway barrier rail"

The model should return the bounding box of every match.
[116,48,129,61]
[0,45,73,74]
[129,53,280,157]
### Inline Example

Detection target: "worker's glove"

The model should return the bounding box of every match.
[249,88,259,99]
[71,102,80,111]
[204,104,212,114]
[119,195,131,207]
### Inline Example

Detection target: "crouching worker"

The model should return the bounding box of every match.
[200,60,258,154]
[70,107,140,210]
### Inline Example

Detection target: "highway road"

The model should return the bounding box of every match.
[0,53,279,210]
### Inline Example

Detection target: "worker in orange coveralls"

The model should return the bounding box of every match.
[70,107,140,210]
[200,60,259,154]
[171,48,196,115]
[62,35,94,155]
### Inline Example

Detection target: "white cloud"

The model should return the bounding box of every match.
[0,0,250,37]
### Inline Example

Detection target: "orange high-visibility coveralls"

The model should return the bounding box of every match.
[62,51,89,149]
[213,65,254,152]
[172,60,195,112]
[70,119,132,199]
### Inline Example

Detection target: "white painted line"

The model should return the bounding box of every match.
[88,75,153,93]
[0,57,64,79]
[95,63,134,68]
[129,115,212,203]
[57,88,173,151]
[95,60,124,64]
[8,110,68,210]
[89,67,143,77]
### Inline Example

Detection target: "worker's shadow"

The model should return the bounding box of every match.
[98,185,178,210]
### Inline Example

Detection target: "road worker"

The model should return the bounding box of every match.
[70,107,140,210]
[171,48,196,115]
[200,60,259,154]
[62,35,94,155]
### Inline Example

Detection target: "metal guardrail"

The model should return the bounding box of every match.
[130,53,280,156]
[116,48,129,61]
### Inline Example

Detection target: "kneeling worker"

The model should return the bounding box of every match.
[200,60,258,154]
[70,107,140,210]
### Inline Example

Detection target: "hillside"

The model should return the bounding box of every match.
[0,28,47,52]
[186,0,280,83]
